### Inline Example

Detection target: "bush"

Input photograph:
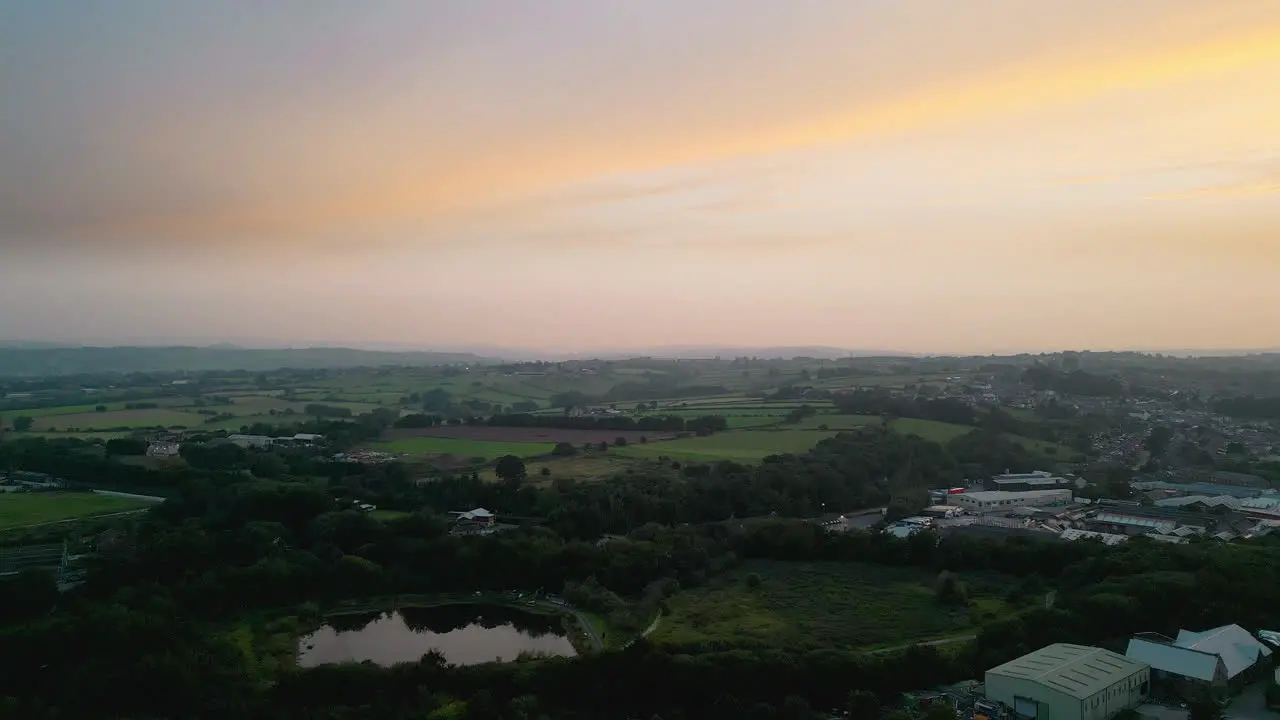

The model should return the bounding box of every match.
[614,437,628,447]
[745,573,762,589]
[552,442,578,456]
[540,467,551,477]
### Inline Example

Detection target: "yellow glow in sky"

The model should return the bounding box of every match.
[1,0,1278,352]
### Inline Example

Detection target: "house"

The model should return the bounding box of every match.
[145,441,181,458]
[1125,625,1272,699]
[292,433,323,444]
[985,643,1150,720]
[450,508,497,535]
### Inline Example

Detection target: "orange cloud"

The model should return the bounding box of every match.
[11,16,1280,249]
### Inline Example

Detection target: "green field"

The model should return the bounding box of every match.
[481,454,647,484]
[0,492,154,530]
[24,409,209,432]
[652,560,999,652]
[373,437,555,460]
[615,429,837,462]
[789,415,1077,457]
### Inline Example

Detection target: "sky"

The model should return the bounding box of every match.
[2,0,1278,354]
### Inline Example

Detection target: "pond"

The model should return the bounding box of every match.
[297,603,578,667]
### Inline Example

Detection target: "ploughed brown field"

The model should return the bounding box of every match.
[383,426,679,444]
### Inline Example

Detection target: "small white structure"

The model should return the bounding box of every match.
[293,433,324,444]
[145,441,181,458]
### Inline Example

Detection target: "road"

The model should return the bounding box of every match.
[547,603,603,651]
[868,634,976,655]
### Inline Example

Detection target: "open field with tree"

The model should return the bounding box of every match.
[617,429,839,461]
[480,454,645,484]
[652,560,1006,652]
[0,492,154,530]
[372,436,555,460]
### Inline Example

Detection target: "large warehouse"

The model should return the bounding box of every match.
[985,644,1150,720]
[949,489,1073,513]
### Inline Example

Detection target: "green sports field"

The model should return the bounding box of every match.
[0,492,154,530]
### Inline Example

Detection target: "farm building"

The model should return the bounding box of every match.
[1125,625,1272,700]
[227,434,273,449]
[451,508,498,535]
[949,489,1072,513]
[985,644,1149,720]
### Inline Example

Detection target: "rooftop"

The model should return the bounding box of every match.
[961,489,1072,502]
[993,471,1057,480]
[1130,482,1264,500]
[1060,528,1128,546]
[988,643,1148,700]
[1155,495,1242,510]
[1175,625,1271,679]
[1126,636,1220,682]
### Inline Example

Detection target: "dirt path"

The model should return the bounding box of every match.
[868,634,976,655]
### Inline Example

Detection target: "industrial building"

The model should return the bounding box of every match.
[986,471,1075,492]
[949,489,1073,513]
[985,644,1150,720]
[1125,625,1272,699]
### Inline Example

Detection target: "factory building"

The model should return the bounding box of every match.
[985,644,1150,720]
[949,489,1072,513]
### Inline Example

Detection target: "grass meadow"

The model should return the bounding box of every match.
[652,560,999,652]
[373,436,555,460]
[0,492,154,530]
[615,429,838,462]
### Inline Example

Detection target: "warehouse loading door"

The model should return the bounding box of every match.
[1013,696,1039,718]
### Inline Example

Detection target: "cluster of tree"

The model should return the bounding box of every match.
[1022,366,1126,397]
[305,403,354,419]
[1211,396,1280,420]
[486,413,728,435]
[834,390,978,426]
[10,410,1280,718]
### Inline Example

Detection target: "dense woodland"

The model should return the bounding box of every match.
[4,415,1280,718]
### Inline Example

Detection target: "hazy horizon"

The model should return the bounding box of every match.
[3,1,1278,354]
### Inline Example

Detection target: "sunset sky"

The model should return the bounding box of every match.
[2,1,1278,354]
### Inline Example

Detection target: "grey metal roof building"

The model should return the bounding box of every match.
[1125,625,1271,697]
[986,644,1150,720]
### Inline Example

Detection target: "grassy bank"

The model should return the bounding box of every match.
[652,560,1011,652]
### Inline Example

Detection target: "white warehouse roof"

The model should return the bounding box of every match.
[959,489,1072,502]
[1125,637,1221,682]
[988,644,1148,700]
[1176,625,1271,679]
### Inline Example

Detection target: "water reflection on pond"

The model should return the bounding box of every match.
[298,604,577,667]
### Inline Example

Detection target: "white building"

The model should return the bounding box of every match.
[1125,625,1272,696]
[227,434,273,449]
[950,489,1073,513]
[986,643,1150,720]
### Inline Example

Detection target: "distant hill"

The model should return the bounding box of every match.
[588,346,915,360]
[0,346,495,376]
